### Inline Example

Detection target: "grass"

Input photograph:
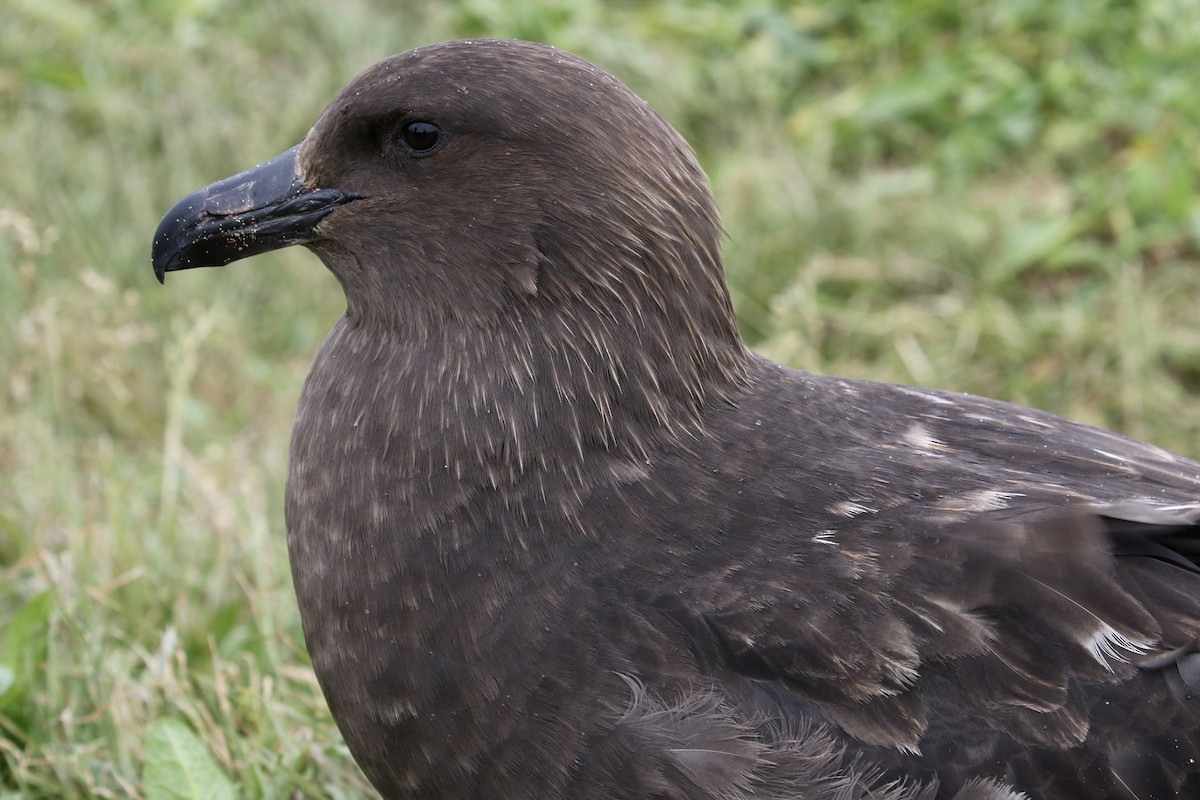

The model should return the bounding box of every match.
[2,0,1199,796]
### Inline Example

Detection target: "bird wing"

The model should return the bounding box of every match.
[632,365,1200,793]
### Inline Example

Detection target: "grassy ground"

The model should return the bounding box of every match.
[2,0,1199,796]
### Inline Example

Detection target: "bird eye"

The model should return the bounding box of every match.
[399,121,442,154]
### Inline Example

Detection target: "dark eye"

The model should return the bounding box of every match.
[400,121,442,154]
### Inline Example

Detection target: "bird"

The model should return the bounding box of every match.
[151,39,1200,799]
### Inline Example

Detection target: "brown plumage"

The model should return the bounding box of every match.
[151,39,1200,799]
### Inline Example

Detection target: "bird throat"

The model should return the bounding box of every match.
[281,308,744,792]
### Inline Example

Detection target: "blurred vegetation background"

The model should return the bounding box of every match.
[2,0,1199,796]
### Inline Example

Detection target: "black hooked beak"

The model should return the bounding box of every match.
[151,145,357,283]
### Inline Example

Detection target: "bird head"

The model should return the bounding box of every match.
[152,39,737,343]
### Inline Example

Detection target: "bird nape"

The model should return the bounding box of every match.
[151,39,1200,800]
